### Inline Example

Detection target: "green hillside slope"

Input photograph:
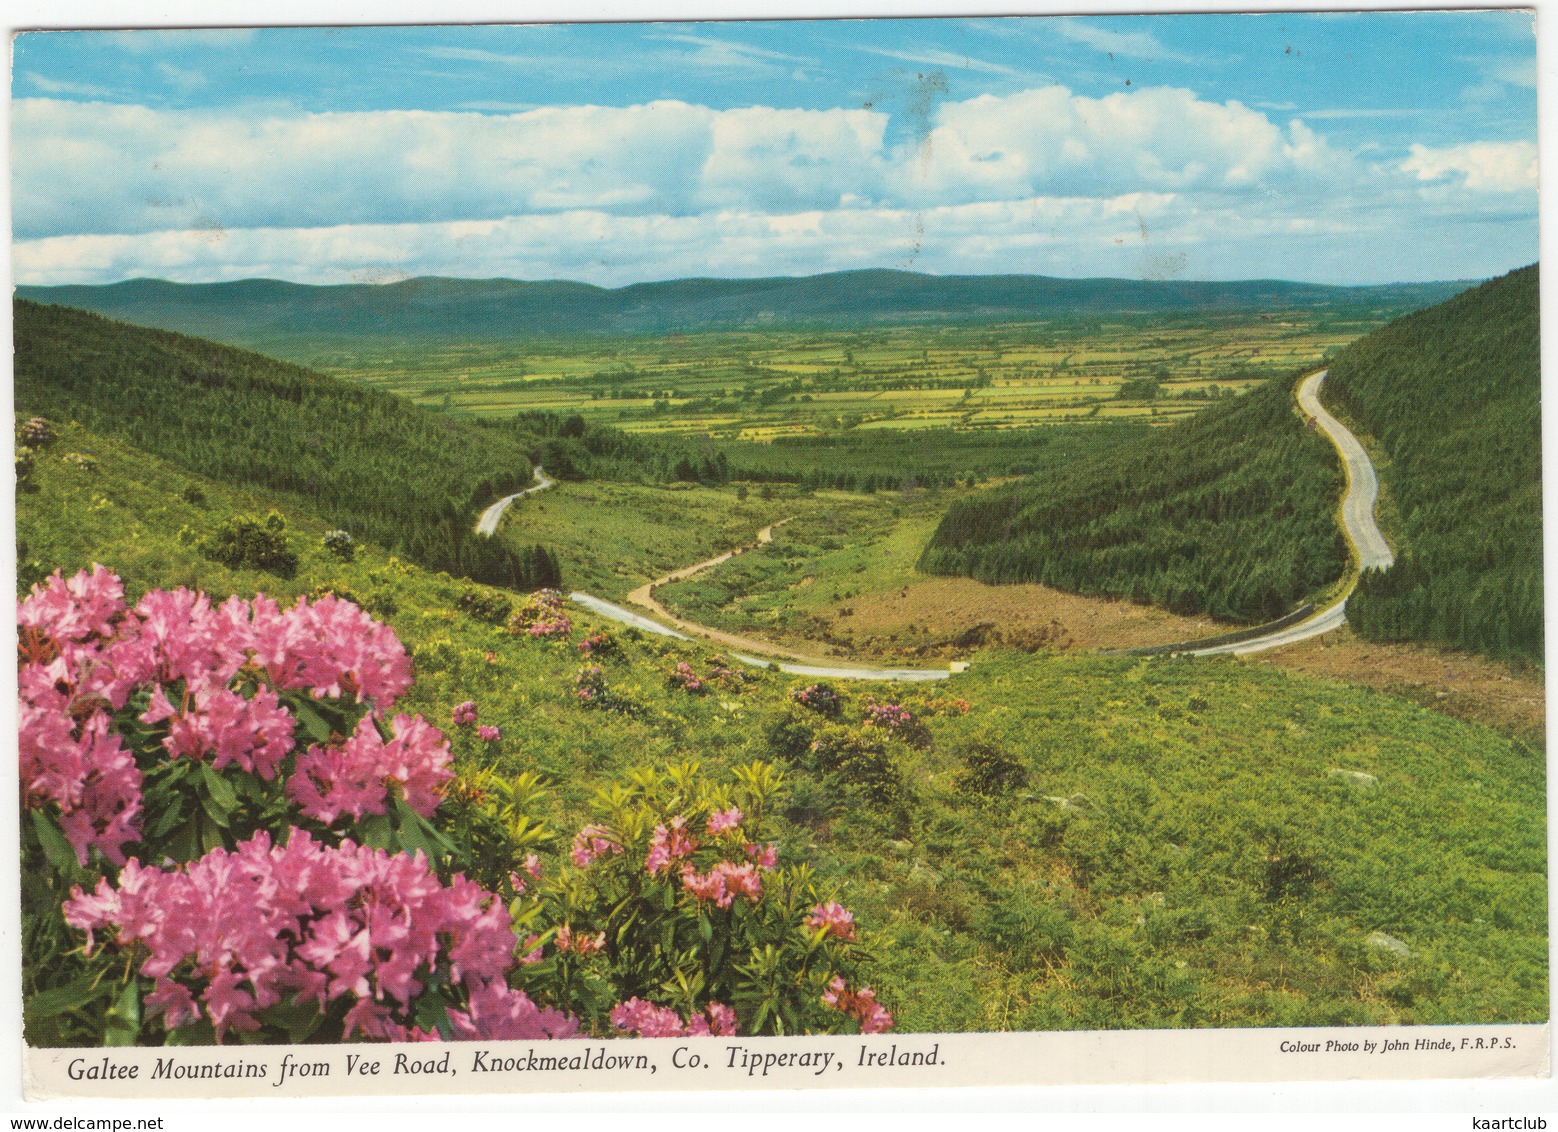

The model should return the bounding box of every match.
[919,369,1347,623]
[13,299,567,587]
[12,300,741,587]
[1326,264,1542,665]
[15,418,1548,1035]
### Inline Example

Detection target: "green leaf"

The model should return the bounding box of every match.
[697,914,713,943]
[199,762,238,813]
[291,701,333,745]
[29,809,80,874]
[260,1000,325,1043]
[103,979,142,1046]
[25,976,106,1024]
[150,800,187,838]
[200,794,232,830]
[357,813,394,850]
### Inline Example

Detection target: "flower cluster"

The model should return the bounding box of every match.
[680,860,765,909]
[477,725,502,744]
[706,807,742,835]
[288,714,452,826]
[645,817,698,877]
[63,829,578,1042]
[571,824,622,869]
[703,655,756,690]
[18,567,427,865]
[806,902,857,942]
[575,664,607,705]
[510,590,571,640]
[610,998,738,1038]
[667,661,706,694]
[19,416,57,447]
[862,702,917,731]
[451,700,479,726]
[789,682,843,717]
[577,632,616,658]
[554,924,606,956]
[860,699,933,748]
[822,977,893,1034]
[914,696,972,717]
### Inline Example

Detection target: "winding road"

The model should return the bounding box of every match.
[476,369,1390,673]
[475,466,555,536]
[1188,369,1392,657]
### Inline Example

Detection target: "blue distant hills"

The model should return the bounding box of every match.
[16,270,1473,353]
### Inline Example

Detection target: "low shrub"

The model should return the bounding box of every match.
[197,510,299,577]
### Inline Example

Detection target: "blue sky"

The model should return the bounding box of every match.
[9,12,1540,287]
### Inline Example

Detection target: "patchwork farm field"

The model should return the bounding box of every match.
[315,309,1373,438]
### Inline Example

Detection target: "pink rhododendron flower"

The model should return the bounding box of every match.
[17,565,125,649]
[571,824,621,869]
[822,977,893,1034]
[477,725,501,743]
[554,924,605,956]
[744,842,779,870]
[451,701,478,726]
[19,703,142,866]
[249,592,412,708]
[63,830,552,1042]
[679,860,763,909]
[142,684,296,779]
[287,713,453,825]
[706,807,742,835]
[447,980,579,1040]
[610,998,739,1038]
[644,816,696,877]
[806,902,857,942]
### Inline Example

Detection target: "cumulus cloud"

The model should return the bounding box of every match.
[1400,141,1538,193]
[9,83,1537,286]
[902,86,1345,204]
[14,84,1360,242]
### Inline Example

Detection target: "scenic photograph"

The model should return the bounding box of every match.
[10,11,1545,1073]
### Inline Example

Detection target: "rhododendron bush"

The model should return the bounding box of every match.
[533,760,889,1036]
[19,568,890,1047]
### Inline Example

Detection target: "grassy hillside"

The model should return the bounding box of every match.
[17,272,1470,351]
[13,300,739,587]
[16,418,1546,1033]
[919,369,1347,623]
[1325,264,1543,666]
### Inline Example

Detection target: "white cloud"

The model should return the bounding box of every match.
[101,29,258,53]
[903,86,1345,204]
[1400,141,1538,193]
[1052,21,1196,64]
[22,71,119,98]
[9,85,1536,286]
[849,43,1031,79]
[156,61,207,92]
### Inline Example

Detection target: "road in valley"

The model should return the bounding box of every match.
[475,466,555,536]
[1189,369,1394,657]
[481,369,1391,671]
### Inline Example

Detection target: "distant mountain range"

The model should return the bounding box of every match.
[16,271,1474,350]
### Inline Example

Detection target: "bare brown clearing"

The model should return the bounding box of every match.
[1252,627,1545,749]
[768,577,1545,746]
[836,577,1225,650]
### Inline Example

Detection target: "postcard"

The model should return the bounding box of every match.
[7,5,1549,1105]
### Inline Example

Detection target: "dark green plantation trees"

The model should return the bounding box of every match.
[14,300,566,590]
[919,369,1346,623]
[1327,265,1542,666]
